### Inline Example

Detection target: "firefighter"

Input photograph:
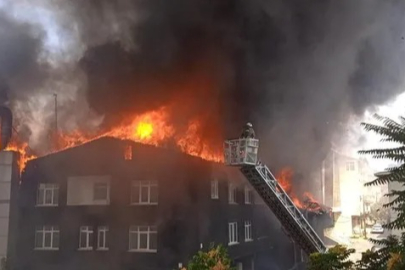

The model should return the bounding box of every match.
[240,122,255,139]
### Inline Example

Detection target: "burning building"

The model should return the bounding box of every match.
[10,137,319,270]
[0,102,334,270]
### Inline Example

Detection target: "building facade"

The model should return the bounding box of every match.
[13,137,303,270]
[322,150,381,242]
[387,180,403,237]
[0,151,20,266]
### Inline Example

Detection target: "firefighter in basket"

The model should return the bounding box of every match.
[240,122,255,139]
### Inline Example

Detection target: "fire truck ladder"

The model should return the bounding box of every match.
[224,138,327,255]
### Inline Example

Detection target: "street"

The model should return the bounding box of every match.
[348,230,390,261]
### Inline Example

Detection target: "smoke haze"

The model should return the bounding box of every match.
[1,0,405,178]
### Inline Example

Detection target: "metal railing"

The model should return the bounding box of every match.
[240,164,327,254]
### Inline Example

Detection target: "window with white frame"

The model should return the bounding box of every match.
[93,182,109,201]
[211,179,219,199]
[244,221,252,241]
[128,226,157,252]
[228,222,238,245]
[346,161,355,171]
[79,226,94,250]
[131,181,158,205]
[37,184,59,206]
[244,186,253,204]
[97,226,108,250]
[228,183,237,204]
[35,226,59,250]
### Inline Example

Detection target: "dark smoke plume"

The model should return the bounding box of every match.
[0,11,46,100]
[3,0,405,182]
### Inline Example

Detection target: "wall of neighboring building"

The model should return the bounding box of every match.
[337,156,363,217]
[388,181,403,237]
[0,151,19,266]
[323,151,365,243]
[0,152,12,259]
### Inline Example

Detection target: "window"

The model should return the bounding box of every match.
[35,226,59,250]
[67,176,111,206]
[244,221,252,241]
[346,161,355,171]
[94,182,109,201]
[228,222,238,245]
[79,226,94,250]
[129,226,157,252]
[131,181,158,205]
[228,183,237,204]
[97,226,109,250]
[124,144,132,160]
[37,184,59,206]
[244,186,253,204]
[211,180,219,199]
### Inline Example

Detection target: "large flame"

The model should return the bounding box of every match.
[176,120,223,163]
[276,167,321,210]
[6,106,223,173]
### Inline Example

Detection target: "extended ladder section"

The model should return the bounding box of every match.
[224,138,327,255]
[240,164,326,254]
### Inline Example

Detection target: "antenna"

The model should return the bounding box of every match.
[53,93,58,134]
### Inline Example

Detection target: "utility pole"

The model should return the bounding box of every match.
[361,196,367,238]
[53,93,58,149]
[321,160,325,205]
[54,93,58,133]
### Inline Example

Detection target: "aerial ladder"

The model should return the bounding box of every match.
[223,137,327,255]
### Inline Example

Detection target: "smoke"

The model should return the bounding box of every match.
[0,1,103,150]
[2,0,405,176]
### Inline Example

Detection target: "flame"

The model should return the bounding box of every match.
[106,108,175,145]
[276,167,321,210]
[303,192,323,212]
[136,122,153,139]
[277,167,293,194]
[176,120,223,162]
[5,141,37,173]
[7,106,223,173]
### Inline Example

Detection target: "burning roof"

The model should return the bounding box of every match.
[6,106,224,173]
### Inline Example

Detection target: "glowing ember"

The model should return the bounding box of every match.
[6,106,223,173]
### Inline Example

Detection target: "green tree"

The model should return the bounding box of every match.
[359,114,405,231]
[354,235,405,270]
[308,245,355,270]
[368,199,390,225]
[183,244,234,270]
[355,249,384,270]
[357,114,405,269]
